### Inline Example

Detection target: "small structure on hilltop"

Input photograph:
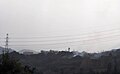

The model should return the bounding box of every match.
[23,51,33,55]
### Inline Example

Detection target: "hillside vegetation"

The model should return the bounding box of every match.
[6,49,120,74]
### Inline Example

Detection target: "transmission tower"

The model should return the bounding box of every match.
[5,34,9,53]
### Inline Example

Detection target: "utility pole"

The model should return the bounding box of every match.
[5,34,9,53]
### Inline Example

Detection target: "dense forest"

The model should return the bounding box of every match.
[1,49,120,74]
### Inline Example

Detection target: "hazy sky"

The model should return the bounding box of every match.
[0,0,120,52]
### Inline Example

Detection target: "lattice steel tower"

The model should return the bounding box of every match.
[5,34,9,53]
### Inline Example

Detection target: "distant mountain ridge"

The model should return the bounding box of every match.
[18,49,39,54]
[0,46,14,54]
[73,48,120,59]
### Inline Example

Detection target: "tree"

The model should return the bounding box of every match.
[0,52,35,74]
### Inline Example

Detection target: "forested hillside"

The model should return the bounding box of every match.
[6,49,120,74]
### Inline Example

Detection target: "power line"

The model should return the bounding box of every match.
[0,29,120,43]
[1,32,120,43]
[0,28,120,40]
[2,33,120,46]
[1,33,120,46]
[4,38,120,48]
[0,28,120,48]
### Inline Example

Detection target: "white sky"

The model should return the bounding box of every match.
[0,0,120,52]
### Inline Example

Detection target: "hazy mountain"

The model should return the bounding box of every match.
[0,46,14,54]
[18,49,39,54]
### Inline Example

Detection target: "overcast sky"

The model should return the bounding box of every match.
[0,0,120,52]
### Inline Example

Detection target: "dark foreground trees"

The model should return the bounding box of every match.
[0,52,35,74]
